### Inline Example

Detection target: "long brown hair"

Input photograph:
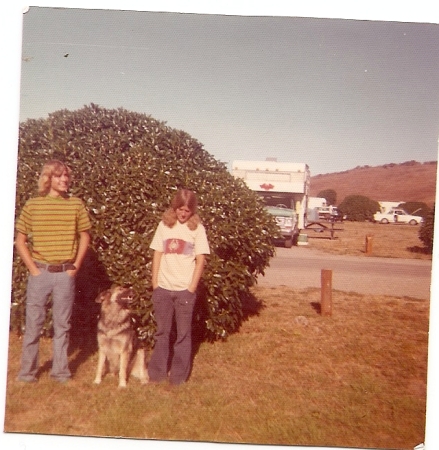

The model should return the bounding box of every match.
[162,189,201,230]
[37,160,72,195]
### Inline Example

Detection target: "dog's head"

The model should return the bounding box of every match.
[95,286,135,308]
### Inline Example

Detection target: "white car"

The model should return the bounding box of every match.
[373,208,423,225]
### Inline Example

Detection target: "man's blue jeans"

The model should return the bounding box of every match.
[18,270,75,382]
[148,287,196,385]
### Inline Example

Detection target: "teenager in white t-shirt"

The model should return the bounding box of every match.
[148,189,210,385]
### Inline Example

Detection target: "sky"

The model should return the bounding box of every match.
[1,3,439,450]
[16,5,439,176]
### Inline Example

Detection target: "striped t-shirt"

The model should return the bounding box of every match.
[16,195,91,264]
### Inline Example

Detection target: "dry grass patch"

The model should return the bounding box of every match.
[306,221,431,259]
[4,285,429,450]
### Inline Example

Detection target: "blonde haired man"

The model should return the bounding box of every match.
[15,160,91,383]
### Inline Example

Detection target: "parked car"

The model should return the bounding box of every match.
[373,208,424,225]
[264,205,299,248]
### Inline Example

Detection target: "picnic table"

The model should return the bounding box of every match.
[305,216,343,240]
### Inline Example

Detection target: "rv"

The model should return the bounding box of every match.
[308,197,328,209]
[232,160,310,247]
[377,201,404,214]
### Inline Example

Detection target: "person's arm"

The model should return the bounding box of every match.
[75,230,91,269]
[188,254,206,293]
[151,250,163,290]
[15,232,41,276]
[69,230,90,275]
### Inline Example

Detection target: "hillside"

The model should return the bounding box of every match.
[310,161,437,207]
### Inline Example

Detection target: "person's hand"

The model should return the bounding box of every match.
[66,268,78,277]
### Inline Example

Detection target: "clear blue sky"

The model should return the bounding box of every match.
[17,5,439,176]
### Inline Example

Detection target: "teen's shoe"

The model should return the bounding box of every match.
[16,376,37,383]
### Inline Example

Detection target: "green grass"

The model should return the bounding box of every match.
[5,286,429,450]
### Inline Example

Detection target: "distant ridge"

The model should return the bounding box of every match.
[310,160,437,207]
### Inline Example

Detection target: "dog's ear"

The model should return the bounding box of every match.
[95,289,111,304]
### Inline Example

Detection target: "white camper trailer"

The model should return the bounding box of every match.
[377,201,404,214]
[308,197,328,209]
[232,160,310,246]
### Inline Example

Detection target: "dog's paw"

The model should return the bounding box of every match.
[118,380,127,388]
[93,378,102,385]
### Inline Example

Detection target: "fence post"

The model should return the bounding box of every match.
[365,234,373,255]
[321,269,332,316]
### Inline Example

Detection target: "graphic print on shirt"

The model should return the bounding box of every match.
[164,238,194,255]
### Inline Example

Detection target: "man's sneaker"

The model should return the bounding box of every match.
[16,376,37,383]
[50,376,71,384]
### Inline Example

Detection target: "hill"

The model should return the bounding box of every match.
[310,161,437,207]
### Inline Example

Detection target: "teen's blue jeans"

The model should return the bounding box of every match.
[148,287,196,385]
[18,270,75,382]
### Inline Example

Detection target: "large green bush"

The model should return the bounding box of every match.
[316,189,337,206]
[419,205,435,253]
[338,195,380,222]
[12,104,277,344]
[399,201,431,219]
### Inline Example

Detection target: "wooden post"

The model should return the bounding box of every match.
[330,221,335,239]
[365,234,373,255]
[321,269,332,316]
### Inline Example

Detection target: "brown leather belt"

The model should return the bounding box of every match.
[35,262,76,273]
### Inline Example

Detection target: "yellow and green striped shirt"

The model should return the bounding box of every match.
[16,195,91,264]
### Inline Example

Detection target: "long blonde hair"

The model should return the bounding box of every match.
[162,189,201,230]
[37,160,72,195]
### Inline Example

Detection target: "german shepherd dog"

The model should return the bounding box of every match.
[94,286,148,387]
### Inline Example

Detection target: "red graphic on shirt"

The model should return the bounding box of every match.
[164,239,186,254]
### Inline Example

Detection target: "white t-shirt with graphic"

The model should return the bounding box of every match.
[150,220,210,291]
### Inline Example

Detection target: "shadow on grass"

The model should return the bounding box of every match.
[68,248,112,377]
[311,302,321,314]
[241,290,266,320]
[190,288,265,361]
[407,245,432,255]
[358,244,432,256]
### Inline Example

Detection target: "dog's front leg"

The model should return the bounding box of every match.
[94,350,106,384]
[118,351,129,388]
[131,348,149,384]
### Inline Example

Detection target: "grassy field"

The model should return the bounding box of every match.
[303,220,431,260]
[4,221,431,449]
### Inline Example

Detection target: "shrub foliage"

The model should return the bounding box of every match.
[317,189,337,206]
[338,195,380,222]
[399,201,431,219]
[12,104,277,344]
[418,205,435,253]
